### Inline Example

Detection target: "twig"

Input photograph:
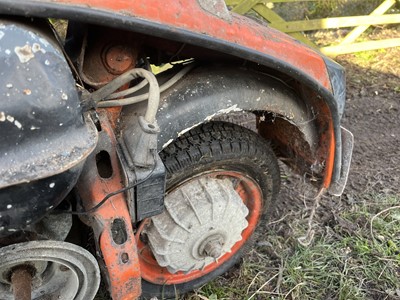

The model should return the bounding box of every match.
[248,272,279,300]
[376,257,400,263]
[297,188,325,246]
[267,213,291,226]
[370,205,400,241]
[253,291,283,296]
[284,282,306,299]
[246,271,264,294]
[275,258,284,293]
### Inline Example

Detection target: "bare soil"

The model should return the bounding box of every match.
[275,31,400,232]
[187,30,400,300]
[261,34,400,300]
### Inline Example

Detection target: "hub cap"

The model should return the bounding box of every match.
[144,177,249,274]
[0,241,100,300]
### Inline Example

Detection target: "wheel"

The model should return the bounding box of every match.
[139,121,280,299]
[0,240,100,300]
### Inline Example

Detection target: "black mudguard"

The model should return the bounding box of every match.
[0,19,97,236]
[0,19,97,189]
[121,66,320,174]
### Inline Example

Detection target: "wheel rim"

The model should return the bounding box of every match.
[0,241,100,300]
[138,170,263,285]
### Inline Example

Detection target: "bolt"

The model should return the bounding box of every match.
[103,45,134,75]
[203,240,223,259]
[11,267,33,300]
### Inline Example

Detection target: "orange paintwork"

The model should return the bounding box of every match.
[79,112,141,300]
[323,122,336,188]
[29,0,332,90]
[137,171,263,284]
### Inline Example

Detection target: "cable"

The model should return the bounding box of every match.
[97,63,196,108]
[105,78,149,100]
[55,150,158,216]
[85,68,160,123]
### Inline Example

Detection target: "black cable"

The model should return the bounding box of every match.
[55,150,158,216]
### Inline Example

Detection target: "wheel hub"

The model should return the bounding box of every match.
[198,234,225,259]
[144,177,249,273]
[0,240,100,300]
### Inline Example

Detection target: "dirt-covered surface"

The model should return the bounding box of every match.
[275,34,400,222]
[339,52,400,198]
[186,30,400,300]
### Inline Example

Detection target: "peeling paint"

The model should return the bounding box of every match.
[178,122,202,137]
[204,113,217,122]
[217,104,242,114]
[2,114,23,129]
[15,44,34,63]
[14,120,22,129]
[61,92,68,100]
[32,43,46,54]
[162,139,174,149]
[203,105,243,122]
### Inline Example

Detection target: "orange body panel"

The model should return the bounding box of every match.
[28,0,331,90]
[77,112,141,300]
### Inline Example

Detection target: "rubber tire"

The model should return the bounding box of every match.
[141,121,280,299]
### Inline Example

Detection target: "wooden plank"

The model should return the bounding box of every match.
[231,0,260,14]
[252,3,318,48]
[321,38,400,56]
[224,0,240,6]
[340,0,395,45]
[272,14,400,32]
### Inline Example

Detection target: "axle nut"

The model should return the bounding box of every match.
[203,240,223,259]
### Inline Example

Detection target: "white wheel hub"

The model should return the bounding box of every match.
[144,177,249,273]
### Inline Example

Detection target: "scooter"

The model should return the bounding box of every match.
[0,1,353,299]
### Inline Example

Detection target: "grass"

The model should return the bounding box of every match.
[186,193,400,300]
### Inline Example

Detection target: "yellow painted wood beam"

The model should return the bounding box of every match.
[272,14,400,33]
[321,38,400,56]
[252,3,318,48]
[231,0,261,14]
[340,0,396,45]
